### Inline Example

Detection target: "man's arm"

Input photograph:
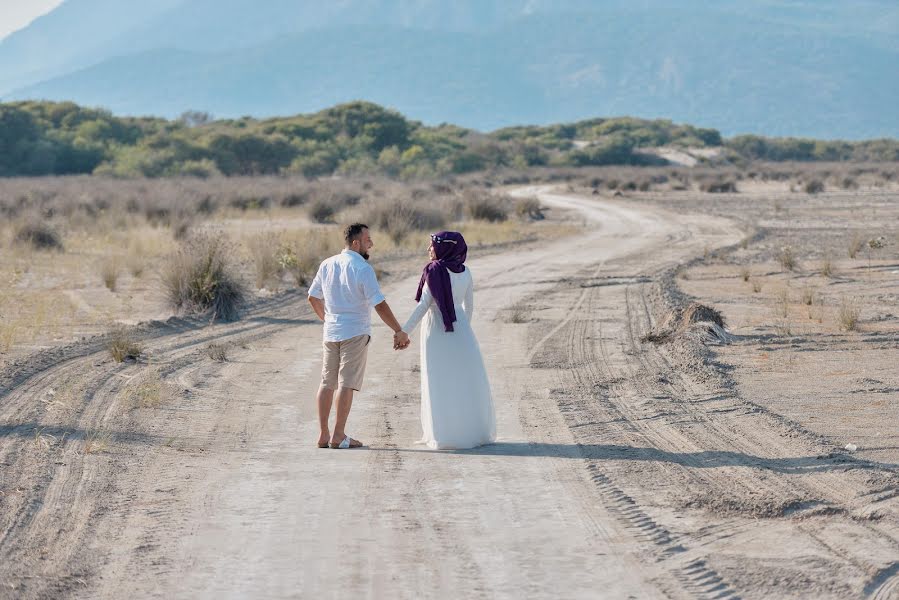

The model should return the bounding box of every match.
[308,295,326,321]
[374,300,410,348]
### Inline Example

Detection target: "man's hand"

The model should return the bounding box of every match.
[393,330,411,350]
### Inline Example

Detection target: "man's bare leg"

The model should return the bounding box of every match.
[316,385,334,447]
[330,386,359,446]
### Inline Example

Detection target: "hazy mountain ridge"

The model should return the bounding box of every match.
[3,0,897,138]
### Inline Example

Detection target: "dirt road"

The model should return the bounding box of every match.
[2,188,897,599]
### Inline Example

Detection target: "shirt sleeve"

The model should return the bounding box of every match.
[361,265,386,307]
[402,283,433,333]
[308,264,324,299]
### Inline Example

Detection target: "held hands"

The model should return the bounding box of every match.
[393,330,411,350]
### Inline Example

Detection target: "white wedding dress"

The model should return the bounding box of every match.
[402,267,496,450]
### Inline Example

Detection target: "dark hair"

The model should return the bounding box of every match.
[344,223,368,245]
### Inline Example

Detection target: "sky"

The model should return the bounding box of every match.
[0,0,64,40]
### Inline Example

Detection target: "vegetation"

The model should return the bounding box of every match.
[161,234,248,321]
[2,100,896,179]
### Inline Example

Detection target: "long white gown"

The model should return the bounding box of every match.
[402,267,496,450]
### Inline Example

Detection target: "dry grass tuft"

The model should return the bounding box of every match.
[848,234,864,259]
[750,277,763,293]
[774,287,790,318]
[205,342,229,362]
[84,430,112,454]
[514,197,544,220]
[777,245,798,271]
[14,220,64,251]
[820,255,834,278]
[100,257,121,291]
[248,233,281,289]
[161,234,248,321]
[739,266,751,282]
[800,286,818,306]
[464,192,509,223]
[108,326,142,362]
[838,296,861,331]
[126,368,174,408]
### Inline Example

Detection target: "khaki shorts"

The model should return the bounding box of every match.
[321,334,370,391]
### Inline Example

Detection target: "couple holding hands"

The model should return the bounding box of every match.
[307,223,496,450]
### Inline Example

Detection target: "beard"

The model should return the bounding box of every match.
[361,251,370,261]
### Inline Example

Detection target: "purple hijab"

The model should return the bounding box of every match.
[416,231,468,332]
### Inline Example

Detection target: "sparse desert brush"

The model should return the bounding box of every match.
[848,234,864,259]
[13,219,64,251]
[838,296,861,331]
[108,326,142,362]
[360,197,447,245]
[100,256,121,291]
[506,302,529,323]
[701,180,737,193]
[205,342,229,362]
[820,254,834,278]
[161,234,248,321]
[800,286,818,306]
[464,193,509,223]
[126,368,174,408]
[739,266,751,282]
[750,277,763,293]
[278,229,339,286]
[777,245,798,271]
[83,430,112,454]
[804,179,825,194]
[0,322,19,353]
[774,287,790,318]
[247,233,281,289]
[308,199,336,223]
[515,197,544,220]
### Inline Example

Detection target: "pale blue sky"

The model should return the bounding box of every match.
[0,0,64,40]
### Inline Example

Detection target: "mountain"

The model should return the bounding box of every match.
[3,0,898,138]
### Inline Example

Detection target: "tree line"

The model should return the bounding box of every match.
[1,100,896,178]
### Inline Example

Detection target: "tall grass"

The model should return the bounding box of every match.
[161,234,248,321]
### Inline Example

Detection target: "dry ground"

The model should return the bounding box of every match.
[0,182,897,599]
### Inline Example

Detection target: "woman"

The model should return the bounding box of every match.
[400,231,496,450]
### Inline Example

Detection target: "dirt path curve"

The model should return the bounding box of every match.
[83,188,739,600]
[9,188,894,598]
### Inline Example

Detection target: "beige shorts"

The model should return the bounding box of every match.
[321,334,370,391]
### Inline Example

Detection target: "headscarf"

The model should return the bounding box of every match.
[415,231,468,332]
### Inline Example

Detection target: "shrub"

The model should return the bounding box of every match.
[308,199,336,223]
[361,198,446,245]
[701,180,737,193]
[161,234,248,321]
[108,326,142,362]
[248,233,281,289]
[205,342,229,362]
[777,245,797,271]
[464,194,508,222]
[14,220,63,251]
[278,229,338,287]
[848,234,864,259]
[838,297,860,331]
[515,197,544,220]
[100,257,120,291]
[804,179,825,194]
[820,255,833,278]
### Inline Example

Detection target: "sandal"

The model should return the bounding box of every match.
[330,435,363,449]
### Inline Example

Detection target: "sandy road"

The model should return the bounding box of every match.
[3,188,897,599]
[86,188,738,599]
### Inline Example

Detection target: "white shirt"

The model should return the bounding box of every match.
[308,249,386,342]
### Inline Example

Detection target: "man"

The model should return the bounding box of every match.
[307,223,410,449]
